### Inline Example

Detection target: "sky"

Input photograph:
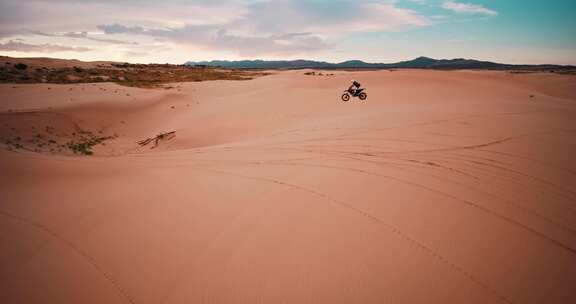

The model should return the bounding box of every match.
[0,0,575,64]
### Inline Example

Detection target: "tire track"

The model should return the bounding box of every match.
[478,149,576,176]
[394,153,576,212]
[442,156,574,199]
[239,156,576,237]
[259,137,576,204]
[357,158,576,235]
[0,210,136,304]
[377,158,576,233]
[388,157,576,234]
[401,159,481,180]
[200,168,514,304]
[156,139,576,231]
[283,157,576,255]
[281,110,548,145]
[148,110,544,158]
[442,152,576,203]
[206,135,520,160]
[395,152,576,216]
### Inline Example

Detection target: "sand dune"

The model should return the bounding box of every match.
[1,70,576,304]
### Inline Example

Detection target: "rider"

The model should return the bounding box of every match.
[348,80,362,96]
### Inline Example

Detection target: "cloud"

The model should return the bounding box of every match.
[98,23,330,56]
[0,40,92,53]
[230,1,429,36]
[355,3,429,32]
[29,30,137,45]
[124,50,149,58]
[97,24,145,35]
[0,0,248,30]
[0,0,432,58]
[95,1,429,56]
[441,1,498,16]
[406,0,426,4]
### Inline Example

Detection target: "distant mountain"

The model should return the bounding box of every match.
[188,59,334,69]
[186,57,575,70]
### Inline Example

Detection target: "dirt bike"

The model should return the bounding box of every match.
[341,88,367,101]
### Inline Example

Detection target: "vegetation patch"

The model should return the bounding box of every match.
[1,115,117,156]
[1,62,268,88]
[66,134,116,155]
[304,71,334,76]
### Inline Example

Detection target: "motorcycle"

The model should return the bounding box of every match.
[341,88,367,101]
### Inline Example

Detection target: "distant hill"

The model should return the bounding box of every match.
[186,57,575,70]
[0,56,118,69]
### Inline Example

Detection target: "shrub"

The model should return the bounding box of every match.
[14,63,28,70]
[66,135,114,155]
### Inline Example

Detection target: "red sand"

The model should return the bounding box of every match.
[1,70,576,304]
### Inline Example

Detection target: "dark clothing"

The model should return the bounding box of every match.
[348,81,362,95]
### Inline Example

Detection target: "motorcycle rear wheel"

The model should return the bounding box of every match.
[359,92,367,100]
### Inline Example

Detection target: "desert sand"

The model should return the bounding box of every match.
[1,69,576,304]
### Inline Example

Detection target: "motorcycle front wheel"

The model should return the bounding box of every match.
[358,92,367,101]
[341,93,350,102]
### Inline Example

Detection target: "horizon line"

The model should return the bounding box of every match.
[2,54,575,67]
